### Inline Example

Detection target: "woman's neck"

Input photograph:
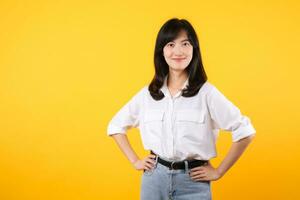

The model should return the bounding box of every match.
[167,70,188,89]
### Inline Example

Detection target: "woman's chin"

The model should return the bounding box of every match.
[169,66,189,72]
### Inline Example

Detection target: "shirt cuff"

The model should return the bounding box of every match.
[232,124,256,142]
[107,123,126,136]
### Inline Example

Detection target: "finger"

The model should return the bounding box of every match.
[144,167,150,171]
[148,154,156,159]
[190,167,205,172]
[190,169,205,174]
[190,171,206,178]
[146,158,156,165]
[145,163,154,169]
[144,166,151,171]
[191,173,207,179]
[191,176,207,182]
[194,178,209,182]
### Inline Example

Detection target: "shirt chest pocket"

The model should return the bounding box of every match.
[175,110,206,142]
[143,109,165,140]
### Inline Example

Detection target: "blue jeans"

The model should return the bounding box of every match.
[140,157,212,200]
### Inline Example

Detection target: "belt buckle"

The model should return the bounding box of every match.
[170,161,176,170]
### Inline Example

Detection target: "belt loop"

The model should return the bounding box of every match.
[154,153,158,168]
[184,160,189,174]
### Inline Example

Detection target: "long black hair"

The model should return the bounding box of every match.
[149,18,207,100]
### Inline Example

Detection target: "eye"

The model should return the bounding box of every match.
[167,43,175,47]
[183,42,190,46]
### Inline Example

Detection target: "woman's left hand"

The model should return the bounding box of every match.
[189,161,222,182]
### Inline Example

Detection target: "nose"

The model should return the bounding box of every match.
[173,45,184,56]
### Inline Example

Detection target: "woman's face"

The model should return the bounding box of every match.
[163,31,193,72]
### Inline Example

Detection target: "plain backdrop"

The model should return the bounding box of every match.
[0,0,299,199]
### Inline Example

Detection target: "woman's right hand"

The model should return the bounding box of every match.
[133,154,157,171]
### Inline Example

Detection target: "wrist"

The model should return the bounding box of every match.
[130,157,139,165]
[216,167,224,178]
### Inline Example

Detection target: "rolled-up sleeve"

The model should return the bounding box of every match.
[107,86,145,136]
[207,86,256,142]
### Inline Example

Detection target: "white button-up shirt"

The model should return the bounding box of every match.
[107,75,256,161]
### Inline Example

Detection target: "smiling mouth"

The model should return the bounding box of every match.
[172,58,186,61]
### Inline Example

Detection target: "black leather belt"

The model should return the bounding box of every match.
[150,150,208,170]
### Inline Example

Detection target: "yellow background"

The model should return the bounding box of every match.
[1,0,299,199]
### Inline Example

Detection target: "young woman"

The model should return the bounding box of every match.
[107,18,256,200]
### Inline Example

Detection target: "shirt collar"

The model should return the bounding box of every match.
[161,74,189,98]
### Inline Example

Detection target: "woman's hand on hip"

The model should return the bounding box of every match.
[133,154,156,171]
[189,161,222,181]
